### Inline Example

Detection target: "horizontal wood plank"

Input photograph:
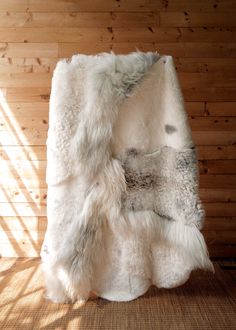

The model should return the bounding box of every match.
[203,230,236,244]
[0,0,234,12]
[189,117,236,131]
[199,175,236,189]
[0,0,158,13]
[0,57,57,73]
[197,146,236,160]
[183,88,236,102]
[0,116,49,130]
[204,203,236,217]
[0,102,49,117]
[175,58,236,73]
[160,12,236,27]
[0,241,42,257]
[0,188,47,203]
[0,203,46,216]
[26,0,236,12]
[0,146,46,160]
[199,160,236,174]
[0,42,58,58]
[206,102,236,116]
[2,87,50,102]
[0,12,160,28]
[179,72,236,89]
[204,217,236,230]
[0,73,51,87]
[186,102,236,117]
[2,27,235,43]
[0,130,47,146]
[0,216,46,232]
[193,131,236,146]
[200,189,236,203]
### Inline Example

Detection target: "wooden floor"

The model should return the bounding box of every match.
[0,259,235,329]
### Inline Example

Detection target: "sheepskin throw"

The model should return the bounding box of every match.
[41,51,213,304]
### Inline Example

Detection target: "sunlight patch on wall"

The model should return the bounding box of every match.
[0,89,46,257]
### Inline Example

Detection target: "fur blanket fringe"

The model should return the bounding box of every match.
[41,51,213,304]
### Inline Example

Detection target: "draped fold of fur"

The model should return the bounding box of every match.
[41,51,213,304]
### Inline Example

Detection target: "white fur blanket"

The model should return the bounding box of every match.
[41,51,213,304]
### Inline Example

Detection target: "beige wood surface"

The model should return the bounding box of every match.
[0,0,235,257]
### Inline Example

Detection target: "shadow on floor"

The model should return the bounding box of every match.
[0,259,235,330]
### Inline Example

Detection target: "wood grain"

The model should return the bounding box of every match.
[160,12,236,27]
[0,12,160,28]
[2,27,234,43]
[0,42,58,57]
[0,0,235,257]
[0,0,235,12]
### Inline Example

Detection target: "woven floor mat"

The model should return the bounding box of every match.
[0,259,235,329]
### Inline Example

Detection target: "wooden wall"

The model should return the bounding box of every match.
[0,0,235,257]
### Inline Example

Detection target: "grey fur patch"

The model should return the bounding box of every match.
[165,124,177,134]
[125,171,156,190]
[121,146,203,227]
[75,224,98,257]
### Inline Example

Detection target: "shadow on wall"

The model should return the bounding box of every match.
[0,89,47,257]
